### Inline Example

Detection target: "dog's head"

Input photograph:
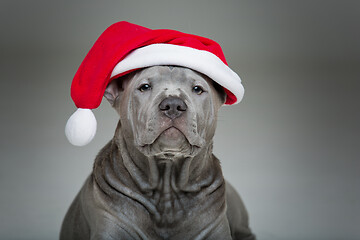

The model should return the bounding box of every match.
[104,66,225,158]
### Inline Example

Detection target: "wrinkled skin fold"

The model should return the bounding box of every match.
[60,66,256,240]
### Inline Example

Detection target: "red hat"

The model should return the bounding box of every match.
[65,21,244,146]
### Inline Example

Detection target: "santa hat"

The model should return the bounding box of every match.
[65,21,244,146]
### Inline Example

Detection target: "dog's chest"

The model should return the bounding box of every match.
[145,189,206,239]
[145,162,193,227]
[152,190,185,223]
[143,187,226,240]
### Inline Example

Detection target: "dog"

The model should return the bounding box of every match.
[60,66,255,240]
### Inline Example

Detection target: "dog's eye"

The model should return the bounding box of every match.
[138,84,151,92]
[192,86,204,95]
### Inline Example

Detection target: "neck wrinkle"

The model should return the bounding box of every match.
[115,129,158,192]
[174,143,217,193]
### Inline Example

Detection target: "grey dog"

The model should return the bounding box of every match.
[60,66,255,240]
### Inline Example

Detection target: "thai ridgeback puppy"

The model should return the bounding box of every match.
[60,66,255,240]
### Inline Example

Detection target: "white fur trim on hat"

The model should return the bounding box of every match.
[65,108,97,146]
[111,44,244,104]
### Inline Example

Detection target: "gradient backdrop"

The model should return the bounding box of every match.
[1,1,359,239]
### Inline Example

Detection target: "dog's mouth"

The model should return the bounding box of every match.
[144,123,204,146]
[161,126,184,139]
[138,123,205,158]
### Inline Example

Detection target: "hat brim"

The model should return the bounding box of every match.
[110,44,244,104]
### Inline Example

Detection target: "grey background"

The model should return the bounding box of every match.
[1,1,359,239]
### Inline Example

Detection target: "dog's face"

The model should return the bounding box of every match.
[105,66,225,158]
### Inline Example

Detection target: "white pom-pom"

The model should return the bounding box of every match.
[65,108,97,146]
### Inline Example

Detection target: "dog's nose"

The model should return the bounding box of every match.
[159,97,187,119]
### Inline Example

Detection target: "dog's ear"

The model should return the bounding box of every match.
[212,81,227,105]
[104,71,140,106]
[104,78,122,106]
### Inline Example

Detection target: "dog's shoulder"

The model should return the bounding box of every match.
[225,181,256,240]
